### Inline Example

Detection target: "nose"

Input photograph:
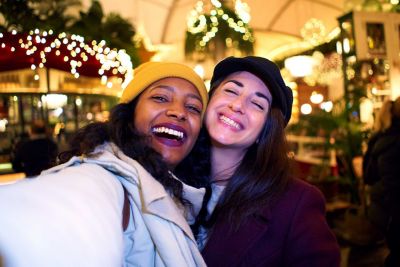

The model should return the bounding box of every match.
[229,96,245,114]
[166,103,187,121]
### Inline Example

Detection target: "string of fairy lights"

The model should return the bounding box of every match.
[186,0,254,49]
[0,29,133,89]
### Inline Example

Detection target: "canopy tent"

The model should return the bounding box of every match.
[0,30,133,91]
[87,0,347,60]
[0,30,134,141]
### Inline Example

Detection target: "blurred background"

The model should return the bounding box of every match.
[1,1,399,265]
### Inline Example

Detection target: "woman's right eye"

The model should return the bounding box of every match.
[224,89,238,95]
[151,95,168,102]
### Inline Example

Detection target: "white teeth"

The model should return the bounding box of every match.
[152,127,184,139]
[220,115,240,129]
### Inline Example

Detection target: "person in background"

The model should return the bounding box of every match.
[363,97,400,267]
[11,119,58,177]
[0,62,208,267]
[181,56,340,267]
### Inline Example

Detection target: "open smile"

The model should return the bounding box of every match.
[151,123,187,146]
[219,114,242,130]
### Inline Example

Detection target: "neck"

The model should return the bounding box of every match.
[210,144,246,185]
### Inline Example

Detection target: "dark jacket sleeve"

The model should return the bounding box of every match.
[363,134,380,185]
[284,185,341,267]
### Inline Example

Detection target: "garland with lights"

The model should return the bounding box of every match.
[0,29,133,89]
[185,0,254,60]
[0,0,140,67]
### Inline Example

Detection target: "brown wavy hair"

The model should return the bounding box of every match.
[183,77,293,231]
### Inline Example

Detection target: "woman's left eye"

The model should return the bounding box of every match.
[186,105,201,114]
[252,102,265,110]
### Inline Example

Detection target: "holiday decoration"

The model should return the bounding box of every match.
[185,0,254,60]
[0,29,133,89]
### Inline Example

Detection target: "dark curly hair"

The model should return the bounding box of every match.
[59,97,187,205]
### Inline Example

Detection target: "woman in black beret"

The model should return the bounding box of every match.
[179,56,341,267]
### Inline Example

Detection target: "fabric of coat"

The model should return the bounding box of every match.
[201,179,341,267]
[0,142,206,267]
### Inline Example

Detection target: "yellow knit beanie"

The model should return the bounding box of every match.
[120,61,208,117]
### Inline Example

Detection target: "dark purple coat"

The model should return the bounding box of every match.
[202,179,341,267]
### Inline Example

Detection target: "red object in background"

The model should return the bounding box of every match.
[0,31,127,79]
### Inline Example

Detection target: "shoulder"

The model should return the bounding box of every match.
[373,131,400,154]
[257,178,327,234]
[276,178,326,211]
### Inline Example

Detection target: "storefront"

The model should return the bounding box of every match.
[0,30,133,171]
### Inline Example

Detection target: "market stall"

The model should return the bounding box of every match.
[0,29,133,169]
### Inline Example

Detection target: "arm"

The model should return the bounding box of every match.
[0,164,125,267]
[285,185,341,267]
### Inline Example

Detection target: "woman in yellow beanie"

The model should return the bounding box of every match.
[0,62,208,267]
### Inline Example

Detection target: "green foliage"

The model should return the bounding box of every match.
[69,1,139,66]
[0,0,80,32]
[0,0,139,66]
[287,89,369,203]
[185,3,254,60]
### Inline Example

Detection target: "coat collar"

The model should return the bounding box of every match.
[44,142,204,242]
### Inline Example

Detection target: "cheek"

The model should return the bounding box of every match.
[204,113,214,132]
[189,117,202,138]
[133,110,150,135]
[250,113,268,134]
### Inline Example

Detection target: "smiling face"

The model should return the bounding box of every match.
[133,77,203,169]
[205,71,272,153]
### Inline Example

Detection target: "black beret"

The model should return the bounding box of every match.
[210,56,293,125]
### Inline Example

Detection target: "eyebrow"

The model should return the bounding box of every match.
[224,79,272,104]
[150,84,203,103]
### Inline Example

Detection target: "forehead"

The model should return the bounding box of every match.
[145,77,199,94]
[221,71,272,99]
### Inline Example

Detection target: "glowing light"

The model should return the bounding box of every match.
[0,29,133,87]
[343,38,350,54]
[320,101,333,112]
[310,91,324,104]
[0,119,8,133]
[194,64,205,79]
[43,94,68,109]
[301,18,326,46]
[284,56,316,77]
[336,41,342,55]
[186,0,254,53]
[75,98,82,106]
[301,104,312,115]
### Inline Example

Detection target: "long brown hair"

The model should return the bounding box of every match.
[183,77,293,231]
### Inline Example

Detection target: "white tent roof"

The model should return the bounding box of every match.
[85,0,347,62]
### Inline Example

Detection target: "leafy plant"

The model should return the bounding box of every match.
[0,0,139,66]
[185,2,254,61]
[288,88,368,203]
